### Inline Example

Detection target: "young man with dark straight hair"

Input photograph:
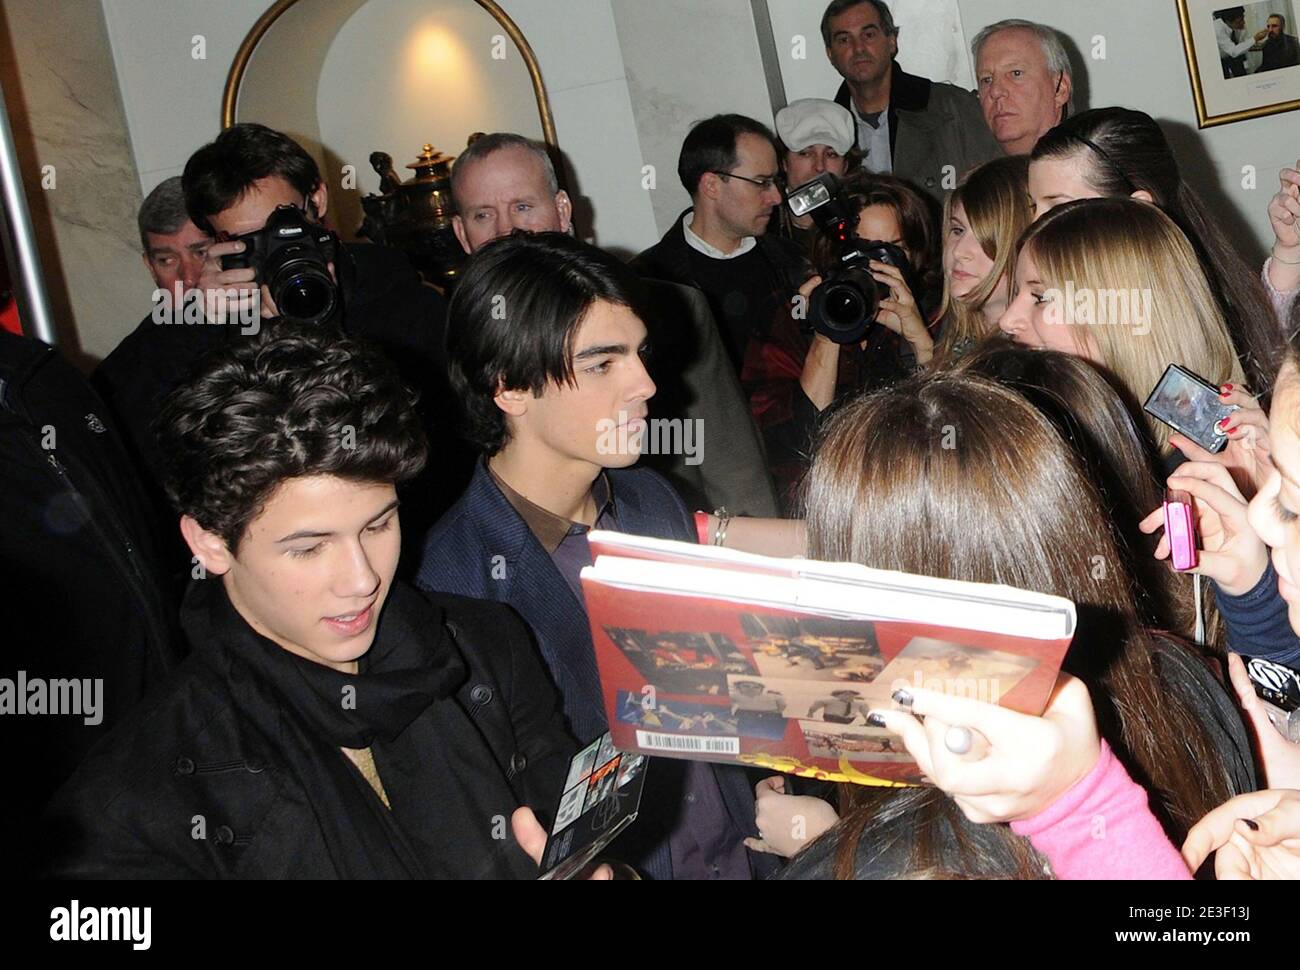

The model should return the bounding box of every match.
[450,130,778,516]
[418,231,773,880]
[44,325,582,879]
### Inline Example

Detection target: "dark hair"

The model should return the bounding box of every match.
[451,132,559,211]
[183,123,323,235]
[678,114,777,197]
[138,176,193,252]
[776,139,865,185]
[783,786,1050,881]
[445,231,646,456]
[798,372,1241,877]
[156,324,427,551]
[1031,107,1280,399]
[820,0,897,47]
[1215,7,1246,22]
[1272,12,1287,27]
[809,171,942,302]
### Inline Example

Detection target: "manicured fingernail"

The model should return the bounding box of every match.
[1221,384,1233,395]
[866,712,887,728]
[1240,817,1260,831]
[891,688,914,708]
[1219,417,1232,428]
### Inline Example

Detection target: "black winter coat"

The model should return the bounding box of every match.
[42,579,576,879]
[0,330,183,875]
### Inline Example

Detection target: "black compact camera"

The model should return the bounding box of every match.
[220,204,340,325]
[785,173,917,344]
[1142,363,1238,454]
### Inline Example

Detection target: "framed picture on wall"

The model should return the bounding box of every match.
[1178,0,1300,126]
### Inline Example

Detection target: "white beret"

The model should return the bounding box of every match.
[775,98,856,155]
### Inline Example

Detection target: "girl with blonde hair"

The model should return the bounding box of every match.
[1000,197,1267,481]
[1029,107,1279,396]
[934,155,1032,363]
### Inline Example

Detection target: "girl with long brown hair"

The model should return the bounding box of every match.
[955,341,1216,647]
[773,372,1253,878]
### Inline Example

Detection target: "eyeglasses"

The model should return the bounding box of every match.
[710,170,780,191]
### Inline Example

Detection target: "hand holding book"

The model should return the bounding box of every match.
[868,673,1100,824]
[582,531,1077,787]
[513,807,614,880]
[743,674,1102,860]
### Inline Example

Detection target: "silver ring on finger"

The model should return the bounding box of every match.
[944,725,973,755]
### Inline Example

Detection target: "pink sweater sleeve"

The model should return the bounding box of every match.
[1263,257,1298,325]
[1009,740,1191,880]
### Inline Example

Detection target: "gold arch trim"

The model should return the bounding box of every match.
[221,0,557,147]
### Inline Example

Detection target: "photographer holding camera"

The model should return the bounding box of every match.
[743,170,941,510]
[186,124,447,368]
[99,124,465,568]
[772,99,858,258]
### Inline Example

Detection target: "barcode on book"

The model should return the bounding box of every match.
[636,731,740,755]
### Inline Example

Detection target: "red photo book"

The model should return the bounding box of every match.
[581,532,1076,787]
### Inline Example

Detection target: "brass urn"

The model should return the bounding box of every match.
[359,143,464,287]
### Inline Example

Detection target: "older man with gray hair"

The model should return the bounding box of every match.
[822,0,998,199]
[972,19,1075,155]
[450,132,573,253]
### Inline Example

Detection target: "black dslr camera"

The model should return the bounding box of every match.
[786,173,916,344]
[220,204,340,325]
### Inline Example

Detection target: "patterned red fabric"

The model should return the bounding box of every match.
[741,300,938,512]
[0,297,22,335]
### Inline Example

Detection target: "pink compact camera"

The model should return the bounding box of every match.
[1163,489,1198,571]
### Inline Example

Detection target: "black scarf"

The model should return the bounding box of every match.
[181,578,537,878]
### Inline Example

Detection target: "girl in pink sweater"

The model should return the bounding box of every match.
[868,677,1191,880]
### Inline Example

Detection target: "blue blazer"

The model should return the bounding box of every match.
[416,462,776,880]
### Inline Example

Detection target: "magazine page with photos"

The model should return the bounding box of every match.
[581,532,1076,787]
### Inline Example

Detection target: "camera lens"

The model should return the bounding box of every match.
[269,259,337,324]
[276,273,334,323]
[809,264,880,344]
[821,284,867,332]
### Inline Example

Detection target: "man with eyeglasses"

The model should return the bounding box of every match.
[822,0,998,200]
[633,114,808,373]
[971,19,1075,156]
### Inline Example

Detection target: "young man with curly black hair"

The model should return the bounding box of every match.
[43,324,584,879]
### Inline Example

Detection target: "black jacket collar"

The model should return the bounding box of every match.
[835,61,934,159]
[637,208,804,296]
[181,577,467,749]
[834,61,933,114]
